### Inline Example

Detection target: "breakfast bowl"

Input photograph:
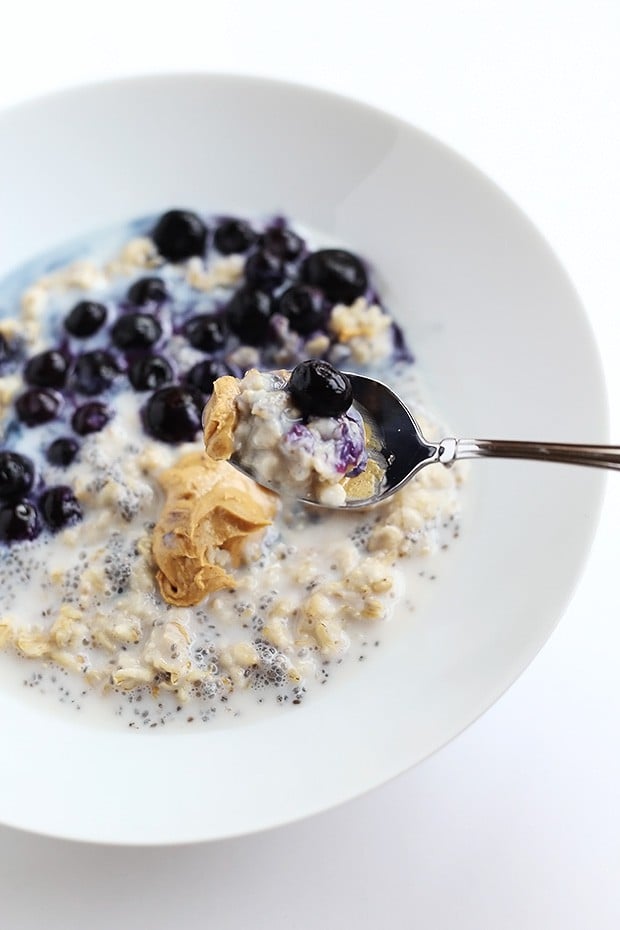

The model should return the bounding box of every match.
[0,73,606,845]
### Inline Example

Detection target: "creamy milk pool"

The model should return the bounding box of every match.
[0,211,465,730]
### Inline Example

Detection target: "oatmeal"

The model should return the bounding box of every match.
[0,209,465,727]
[203,363,375,506]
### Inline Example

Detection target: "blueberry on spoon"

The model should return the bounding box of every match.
[288,360,353,418]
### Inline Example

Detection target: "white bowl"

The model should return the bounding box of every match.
[0,74,606,845]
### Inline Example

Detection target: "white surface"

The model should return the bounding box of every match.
[0,73,607,845]
[0,0,619,924]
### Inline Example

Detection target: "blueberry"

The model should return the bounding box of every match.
[152,210,207,261]
[288,360,353,418]
[126,276,168,305]
[39,485,82,531]
[0,500,41,543]
[15,389,62,426]
[46,437,79,467]
[244,250,285,290]
[184,314,227,352]
[24,349,69,389]
[73,350,120,395]
[300,249,367,304]
[64,300,107,337]
[214,219,257,255]
[128,355,173,391]
[0,451,35,499]
[276,285,327,335]
[72,402,111,435]
[143,385,204,443]
[226,287,273,346]
[185,359,230,394]
[261,226,304,261]
[111,313,162,350]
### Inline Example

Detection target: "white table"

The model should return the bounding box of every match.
[1,2,619,926]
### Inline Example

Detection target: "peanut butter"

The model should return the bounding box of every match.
[153,451,277,607]
[202,375,241,460]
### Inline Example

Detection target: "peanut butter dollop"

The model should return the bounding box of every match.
[202,375,241,460]
[153,451,277,607]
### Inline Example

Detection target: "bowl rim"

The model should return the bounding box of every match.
[0,71,608,845]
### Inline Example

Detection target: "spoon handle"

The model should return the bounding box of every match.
[441,438,620,470]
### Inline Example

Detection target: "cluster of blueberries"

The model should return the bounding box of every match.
[0,451,81,542]
[0,209,370,543]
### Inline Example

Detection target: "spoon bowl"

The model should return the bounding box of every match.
[346,373,439,505]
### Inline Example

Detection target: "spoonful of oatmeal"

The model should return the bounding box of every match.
[202,360,620,509]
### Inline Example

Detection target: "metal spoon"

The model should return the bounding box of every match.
[228,371,618,509]
[332,373,618,509]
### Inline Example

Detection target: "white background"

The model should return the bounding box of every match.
[1,1,619,927]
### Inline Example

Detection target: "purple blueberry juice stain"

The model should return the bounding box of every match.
[334,416,368,476]
[284,422,316,455]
